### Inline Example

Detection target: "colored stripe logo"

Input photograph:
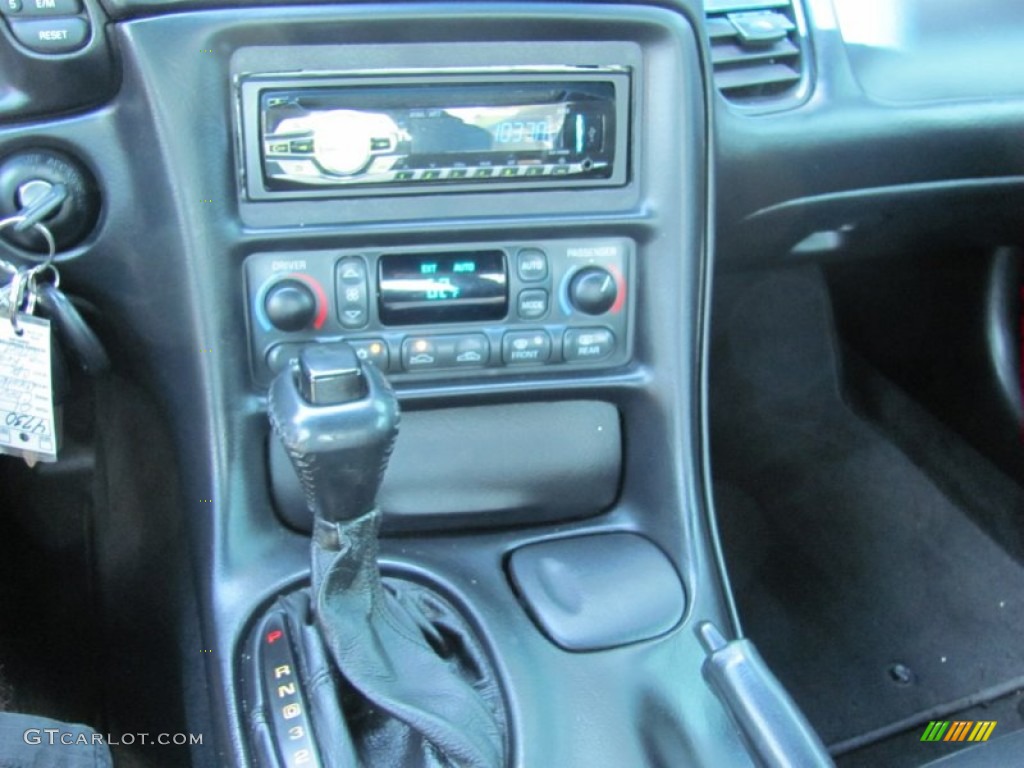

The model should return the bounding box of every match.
[921,721,996,742]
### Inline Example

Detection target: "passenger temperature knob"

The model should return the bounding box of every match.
[265,279,317,332]
[568,266,618,315]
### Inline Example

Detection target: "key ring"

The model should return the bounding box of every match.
[0,216,57,266]
[6,269,29,335]
[0,219,58,334]
[27,261,60,292]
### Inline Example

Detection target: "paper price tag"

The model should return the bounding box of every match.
[0,314,57,465]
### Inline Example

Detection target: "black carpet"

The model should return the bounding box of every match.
[710,267,1024,750]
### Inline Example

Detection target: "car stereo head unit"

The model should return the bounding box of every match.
[238,69,630,199]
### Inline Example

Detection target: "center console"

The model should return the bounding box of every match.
[0,1,796,765]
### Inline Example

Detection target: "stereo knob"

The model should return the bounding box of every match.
[568,267,618,315]
[312,110,382,177]
[265,280,317,332]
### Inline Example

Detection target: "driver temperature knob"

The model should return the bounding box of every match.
[568,266,618,315]
[265,279,317,332]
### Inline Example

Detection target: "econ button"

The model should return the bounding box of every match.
[9,17,89,54]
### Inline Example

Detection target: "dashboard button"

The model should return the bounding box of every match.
[3,0,79,15]
[265,343,308,375]
[449,334,489,367]
[516,248,548,282]
[402,337,440,371]
[517,289,549,320]
[564,327,615,362]
[502,330,551,365]
[336,257,369,329]
[348,339,390,371]
[8,17,89,53]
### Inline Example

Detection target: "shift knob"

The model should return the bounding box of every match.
[268,343,400,523]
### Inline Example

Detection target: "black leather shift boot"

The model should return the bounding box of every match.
[309,509,506,768]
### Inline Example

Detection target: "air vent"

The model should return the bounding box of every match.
[706,0,806,106]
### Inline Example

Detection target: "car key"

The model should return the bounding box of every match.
[34,279,110,377]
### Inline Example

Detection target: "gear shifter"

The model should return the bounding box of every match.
[268,343,506,768]
[269,343,400,523]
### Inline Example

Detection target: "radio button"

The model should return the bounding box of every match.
[551,166,571,176]
[473,168,493,178]
[516,248,548,282]
[402,337,440,371]
[394,171,414,181]
[499,168,519,177]
[517,289,549,320]
[524,167,545,177]
[421,170,442,181]
[349,339,390,371]
[448,169,469,180]
[289,139,313,154]
[336,257,369,329]
[564,328,615,363]
[502,331,552,365]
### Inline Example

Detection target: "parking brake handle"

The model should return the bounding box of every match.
[699,622,834,768]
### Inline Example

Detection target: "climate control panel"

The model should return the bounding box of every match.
[245,238,633,384]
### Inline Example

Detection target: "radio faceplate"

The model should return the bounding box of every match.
[239,70,630,199]
[245,239,634,385]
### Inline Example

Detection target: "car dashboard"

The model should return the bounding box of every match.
[0,1,1021,767]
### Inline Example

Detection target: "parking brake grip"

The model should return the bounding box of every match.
[268,343,506,768]
[698,622,834,768]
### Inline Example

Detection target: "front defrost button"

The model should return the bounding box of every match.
[502,331,552,365]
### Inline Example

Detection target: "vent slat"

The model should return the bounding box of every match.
[712,38,799,65]
[706,0,789,12]
[706,0,805,105]
[706,17,739,39]
[715,62,801,91]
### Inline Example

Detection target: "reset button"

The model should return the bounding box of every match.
[9,17,89,54]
